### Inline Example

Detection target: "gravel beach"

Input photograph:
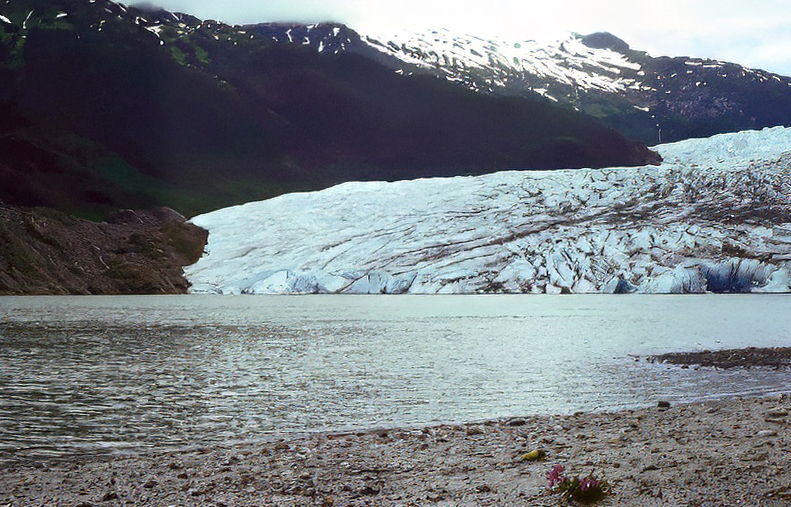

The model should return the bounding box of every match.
[2,349,790,507]
[2,394,789,507]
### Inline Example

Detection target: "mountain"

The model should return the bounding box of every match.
[185,127,791,295]
[0,0,657,219]
[254,24,791,145]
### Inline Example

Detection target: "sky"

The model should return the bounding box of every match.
[147,0,791,76]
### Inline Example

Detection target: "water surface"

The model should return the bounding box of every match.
[1,294,790,461]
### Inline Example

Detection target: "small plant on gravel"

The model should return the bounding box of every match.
[547,464,611,504]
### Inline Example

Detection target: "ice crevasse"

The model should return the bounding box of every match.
[186,127,791,294]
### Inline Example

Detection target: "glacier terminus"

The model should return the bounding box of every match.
[186,127,791,295]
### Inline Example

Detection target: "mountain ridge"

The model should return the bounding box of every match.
[0,0,657,219]
[252,22,791,144]
[1,1,790,296]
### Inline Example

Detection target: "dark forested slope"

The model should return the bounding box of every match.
[0,0,658,219]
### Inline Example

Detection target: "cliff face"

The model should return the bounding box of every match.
[0,205,207,295]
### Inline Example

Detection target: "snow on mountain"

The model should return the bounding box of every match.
[186,127,791,295]
[359,28,647,98]
[253,23,791,144]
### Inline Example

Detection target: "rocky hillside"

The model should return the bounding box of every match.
[0,204,207,294]
[0,0,657,220]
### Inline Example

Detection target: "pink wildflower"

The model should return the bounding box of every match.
[579,476,601,491]
[547,465,565,488]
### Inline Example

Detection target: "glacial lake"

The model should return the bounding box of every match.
[1,294,790,462]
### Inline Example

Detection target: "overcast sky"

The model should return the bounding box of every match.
[148,0,791,76]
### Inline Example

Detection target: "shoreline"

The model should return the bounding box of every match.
[649,346,791,370]
[2,393,790,506]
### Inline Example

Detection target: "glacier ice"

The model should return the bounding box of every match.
[186,127,791,294]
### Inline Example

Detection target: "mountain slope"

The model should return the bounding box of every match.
[257,24,791,145]
[186,127,791,295]
[0,0,657,219]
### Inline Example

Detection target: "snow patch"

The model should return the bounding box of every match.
[145,25,165,38]
[359,28,647,95]
[22,9,33,29]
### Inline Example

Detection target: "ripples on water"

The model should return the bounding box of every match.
[1,294,790,461]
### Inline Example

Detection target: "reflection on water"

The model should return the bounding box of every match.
[0,294,790,461]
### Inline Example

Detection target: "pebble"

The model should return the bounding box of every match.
[100,491,118,502]
[4,396,791,506]
[766,409,789,418]
[506,418,526,427]
[358,485,380,496]
[466,427,484,436]
[519,449,546,462]
[658,401,671,409]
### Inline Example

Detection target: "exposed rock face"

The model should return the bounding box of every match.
[0,205,207,294]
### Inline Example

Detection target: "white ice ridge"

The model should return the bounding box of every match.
[186,127,791,294]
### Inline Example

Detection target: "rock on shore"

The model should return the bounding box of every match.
[1,395,789,506]
[651,347,791,370]
[0,204,207,294]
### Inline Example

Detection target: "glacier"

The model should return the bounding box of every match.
[186,127,791,295]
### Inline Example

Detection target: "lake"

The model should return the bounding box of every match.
[1,294,790,462]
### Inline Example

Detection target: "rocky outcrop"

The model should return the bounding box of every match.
[0,205,207,294]
[649,347,791,369]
